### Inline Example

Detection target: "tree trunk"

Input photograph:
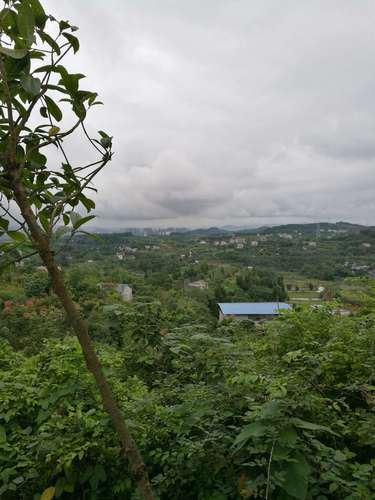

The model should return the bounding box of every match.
[9,169,155,500]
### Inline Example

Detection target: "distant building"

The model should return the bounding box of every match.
[230,237,246,245]
[218,302,292,321]
[308,241,317,247]
[236,243,244,249]
[362,243,371,248]
[187,280,208,290]
[250,241,258,247]
[99,283,133,302]
[35,265,61,272]
[36,266,48,272]
[278,233,293,240]
[336,308,351,317]
[352,264,369,272]
[115,284,133,302]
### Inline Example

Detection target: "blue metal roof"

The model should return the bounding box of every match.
[218,302,292,316]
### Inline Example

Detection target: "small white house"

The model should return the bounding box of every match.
[187,280,208,290]
[116,284,133,302]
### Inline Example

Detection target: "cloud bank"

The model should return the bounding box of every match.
[45,0,375,227]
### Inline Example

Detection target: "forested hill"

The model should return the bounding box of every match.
[259,221,370,236]
[105,221,373,237]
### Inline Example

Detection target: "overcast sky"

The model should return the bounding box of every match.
[44,0,375,228]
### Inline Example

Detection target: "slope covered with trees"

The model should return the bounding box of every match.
[1,305,374,498]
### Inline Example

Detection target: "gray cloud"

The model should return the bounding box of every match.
[44,0,375,227]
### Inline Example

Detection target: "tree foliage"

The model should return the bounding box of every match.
[1,305,374,498]
[0,1,154,498]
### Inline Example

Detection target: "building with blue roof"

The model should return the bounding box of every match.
[218,302,292,321]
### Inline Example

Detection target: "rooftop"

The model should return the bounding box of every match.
[218,302,292,316]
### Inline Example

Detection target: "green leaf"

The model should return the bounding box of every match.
[0,217,9,230]
[76,230,103,242]
[0,241,17,252]
[72,101,86,120]
[234,422,267,448]
[73,215,96,230]
[44,96,62,121]
[29,49,45,60]
[290,418,336,435]
[0,46,28,59]
[17,1,35,46]
[259,399,282,418]
[40,106,48,118]
[21,75,41,96]
[0,425,6,443]
[7,231,27,242]
[58,71,85,96]
[29,150,47,169]
[39,32,60,55]
[279,426,298,446]
[69,211,80,226]
[62,32,79,53]
[39,212,50,232]
[59,20,70,32]
[281,454,310,499]
[48,126,60,136]
[100,137,112,148]
[79,193,95,211]
[33,64,59,74]
[89,464,107,490]
[0,8,17,35]
[40,487,55,500]
[329,483,338,493]
[54,477,67,497]
[29,0,47,29]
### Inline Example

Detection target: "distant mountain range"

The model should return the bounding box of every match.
[91,221,373,237]
[259,221,370,235]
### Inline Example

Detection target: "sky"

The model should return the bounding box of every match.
[43,0,375,229]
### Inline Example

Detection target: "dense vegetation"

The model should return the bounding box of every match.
[1,225,375,499]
